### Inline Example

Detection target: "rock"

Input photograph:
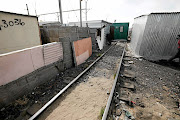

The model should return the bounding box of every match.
[0,107,5,111]
[115,116,120,120]
[139,58,143,61]
[123,70,135,78]
[121,82,135,90]
[128,61,134,64]
[27,103,42,116]
[163,86,169,91]
[122,63,130,67]
[15,98,29,105]
[119,100,126,104]
[116,108,122,116]
[119,97,130,103]
[123,57,131,61]
[107,91,110,95]
[156,98,161,102]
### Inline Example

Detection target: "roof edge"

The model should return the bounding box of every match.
[0,11,37,18]
[135,12,180,19]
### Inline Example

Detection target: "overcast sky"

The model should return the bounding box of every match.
[0,0,180,26]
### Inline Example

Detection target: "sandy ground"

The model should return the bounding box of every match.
[39,76,113,120]
[38,43,124,120]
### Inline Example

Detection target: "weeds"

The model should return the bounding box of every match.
[114,73,116,79]
[98,106,105,119]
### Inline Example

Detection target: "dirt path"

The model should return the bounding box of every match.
[38,43,124,120]
[109,44,180,120]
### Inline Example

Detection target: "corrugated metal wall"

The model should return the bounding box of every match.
[130,13,180,60]
[130,15,148,56]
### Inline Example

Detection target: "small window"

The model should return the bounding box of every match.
[120,26,123,32]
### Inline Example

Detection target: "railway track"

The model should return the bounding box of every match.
[102,46,126,120]
[28,42,125,120]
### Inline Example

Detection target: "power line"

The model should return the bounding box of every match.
[38,9,86,16]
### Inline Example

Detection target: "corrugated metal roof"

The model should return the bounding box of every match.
[135,12,180,19]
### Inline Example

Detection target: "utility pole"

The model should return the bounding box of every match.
[35,2,37,16]
[85,0,88,22]
[26,4,29,15]
[58,0,63,24]
[80,0,82,27]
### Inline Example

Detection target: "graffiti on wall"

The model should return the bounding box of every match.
[0,19,25,30]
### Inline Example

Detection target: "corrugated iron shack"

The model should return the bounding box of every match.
[130,12,180,60]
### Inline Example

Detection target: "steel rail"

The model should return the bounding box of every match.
[29,43,116,120]
[102,45,126,120]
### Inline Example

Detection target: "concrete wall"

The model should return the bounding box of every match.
[41,26,90,43]
[0,42,63,86]
[0,61,62,108]
[0,11,41,54]
[0,42,63,107]
[73,37,92,65]
[59,37,74,69]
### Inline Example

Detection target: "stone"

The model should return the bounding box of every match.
[139,58,143,61]
[119,97,130,103]
[0,107,5,111]
[116,108,122,116]
[107,91,110,95]
[123,57,131,61]
[27,103,42,116]
[15,98,29,105]
[121,82,135,90]
[123,70,135,78]
[162,86,169,91]
[128,61,134,64]
[122,63,130,67]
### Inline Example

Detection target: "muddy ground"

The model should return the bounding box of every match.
[109,46,180,120]
[0,44,112,120]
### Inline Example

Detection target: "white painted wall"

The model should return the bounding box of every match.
[0,12,41,54]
